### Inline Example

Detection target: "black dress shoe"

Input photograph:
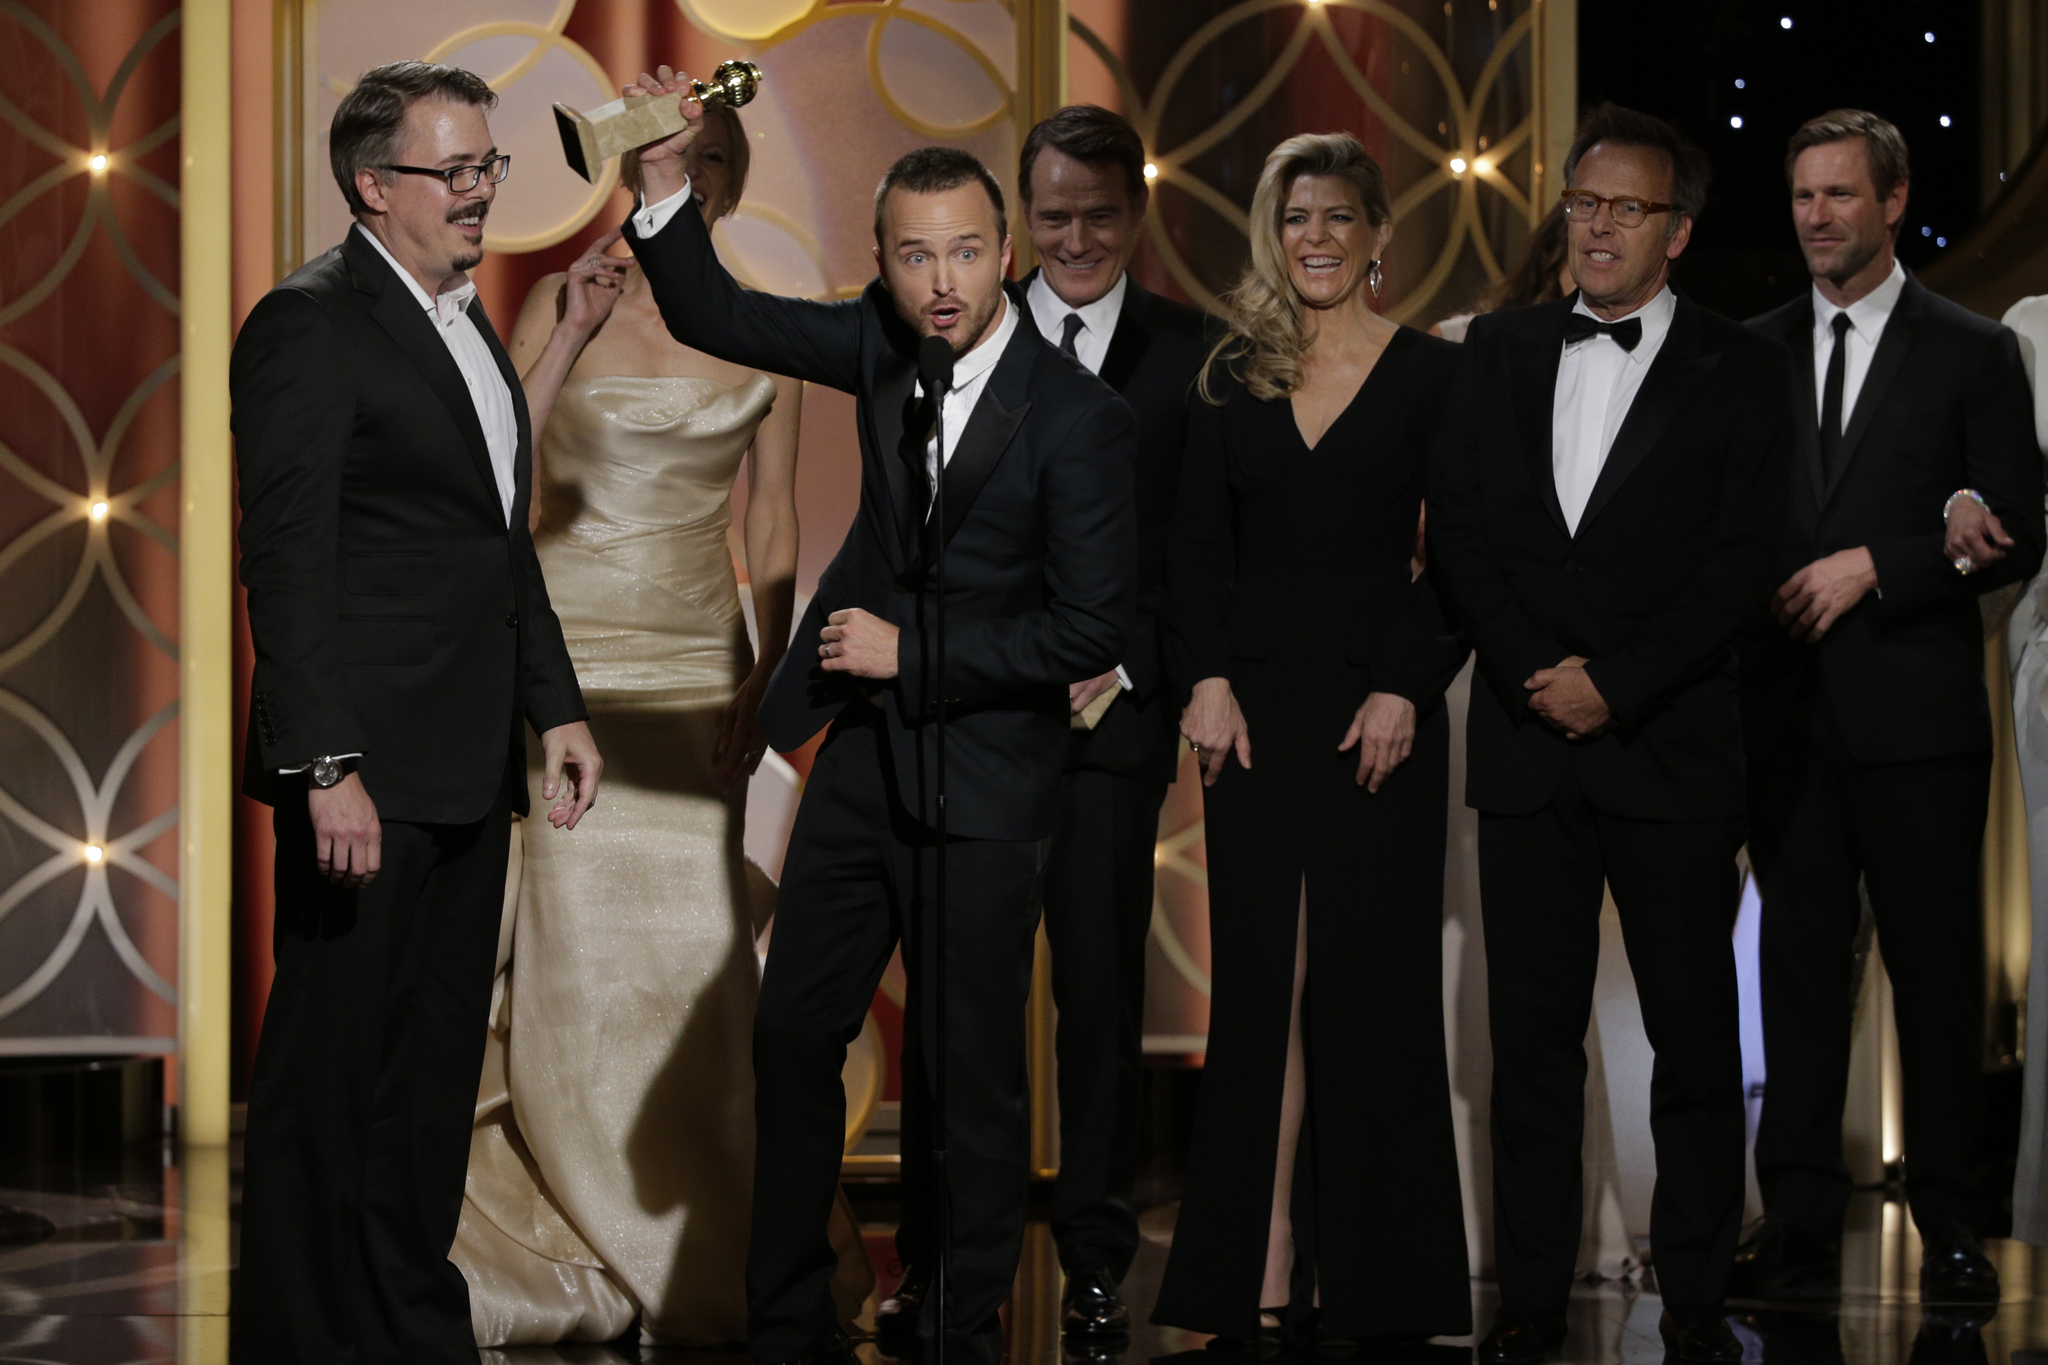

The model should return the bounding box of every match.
[1061,1266,1131,1339]
[1477,1315,1566,1364]
[1659,1311,1742,1363]
[1919,1224,2001,1305]
[877,1264,930,1347]
[1728,1214,1841,1302]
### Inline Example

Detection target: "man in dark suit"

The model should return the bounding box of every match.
[229,62,601,1365]
[1430,104,1793,1365]
[621,71,1136,1365]
[886,104,1202,1342]
[1736,109,2044,1305]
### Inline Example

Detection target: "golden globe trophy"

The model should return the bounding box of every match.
[553,60,764,183]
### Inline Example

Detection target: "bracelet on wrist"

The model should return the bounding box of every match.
[1943,488,1988,526]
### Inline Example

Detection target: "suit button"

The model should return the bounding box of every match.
[505,612,519,628]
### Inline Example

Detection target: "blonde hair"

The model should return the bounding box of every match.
[1200,132,1391,404]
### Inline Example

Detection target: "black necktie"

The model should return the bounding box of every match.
[1561,312,1642,352]
[1819,312,1852,485]
[1059,312,1084,357]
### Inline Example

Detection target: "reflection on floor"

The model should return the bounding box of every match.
[7,1161,2048,1364]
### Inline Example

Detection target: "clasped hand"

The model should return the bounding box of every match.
[1945,496,2013,572]
[1772,547,1877,642]
[819,608,898,680]
[1525,654,1611,741]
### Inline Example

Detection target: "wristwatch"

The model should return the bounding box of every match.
[309,756,358,789]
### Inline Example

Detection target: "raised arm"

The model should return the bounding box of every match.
[622,70,865,393]
[232,289,368,770]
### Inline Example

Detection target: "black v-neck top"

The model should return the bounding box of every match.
[1165,326,1467,702]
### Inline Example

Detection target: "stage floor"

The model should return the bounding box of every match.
[4,1161,2046,1364]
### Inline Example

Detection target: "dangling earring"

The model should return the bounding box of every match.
[1368,258,1384,299]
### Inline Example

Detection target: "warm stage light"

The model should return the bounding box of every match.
[89,500,108,521]
[1143,162,1158,180]
[88,153,108,173]
[84,844,104,864]
[1474,158,1492,175]
[1448,157,1468,175]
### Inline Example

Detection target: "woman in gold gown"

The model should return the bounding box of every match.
[449,106,870,1348]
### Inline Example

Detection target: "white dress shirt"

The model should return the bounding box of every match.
[918,298,1020,490]
[1027,269,1127,373]
[1552,286,1678,534]
[1024,271,1139,694]
[353,224,518,525]
[1812,257,1906,432]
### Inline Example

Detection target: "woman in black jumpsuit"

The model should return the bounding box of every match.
[1152,132,1470,1348]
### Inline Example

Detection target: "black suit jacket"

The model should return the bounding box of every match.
[1744,273,2045,766]
[1429,294,1795,820]
[1018,269,1210,784]
[231,228,585,824]
[626,206,1136,842]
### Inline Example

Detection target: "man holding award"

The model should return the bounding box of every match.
[618,69,1136,1365]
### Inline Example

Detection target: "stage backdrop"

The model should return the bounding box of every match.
[0,1,184,1062]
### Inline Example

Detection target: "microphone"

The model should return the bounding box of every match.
[916,326,956,1365]
[917,333,955,396]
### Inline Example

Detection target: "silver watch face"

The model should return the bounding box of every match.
[312,758,342,788]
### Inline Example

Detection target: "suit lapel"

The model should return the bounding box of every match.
[1823,276,1921,505]
[1780,299,1825,505]
[347,231,502,516]
[935,287,1035,548]
[1097,277,1152,395]
[1575,302,1724,536]
[869,337,921,562]
[1512,309,1570,538]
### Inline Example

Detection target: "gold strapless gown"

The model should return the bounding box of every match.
[451,375,870,1348]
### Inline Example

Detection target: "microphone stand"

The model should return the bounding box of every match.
[918,338,955,1365]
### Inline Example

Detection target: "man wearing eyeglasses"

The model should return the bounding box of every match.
[229,60,603,1365]
[1735,109,2043,1308]
[1430,103,1794,1364]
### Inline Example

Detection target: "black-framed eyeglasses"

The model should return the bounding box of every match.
[381,154,511,193]
[1559,188,1674,229]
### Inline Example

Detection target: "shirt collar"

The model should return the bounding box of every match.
[946,291,1019,392]
[1568,284,1677,364]
[353,223,478,329]
[1027,269,1128,344]
[1812,256,1906,339]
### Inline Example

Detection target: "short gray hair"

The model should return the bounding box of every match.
[330,61,497,215]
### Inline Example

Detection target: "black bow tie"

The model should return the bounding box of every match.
[1562,312,1643,352]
